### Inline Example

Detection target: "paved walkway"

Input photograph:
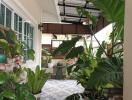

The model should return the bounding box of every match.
[40,80,84,100]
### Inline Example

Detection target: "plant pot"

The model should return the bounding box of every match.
[0,54,7,63]
[48,63,53,68]
[34,93,41,100]
[104,88,123,100]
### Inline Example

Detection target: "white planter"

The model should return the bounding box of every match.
[48,63,53,68]
[34,93,41,100]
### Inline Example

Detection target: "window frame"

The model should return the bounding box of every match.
[0,1,35,61]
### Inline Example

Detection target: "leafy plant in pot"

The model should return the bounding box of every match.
[0,27,36,99]
[0,28,35,66]
[53,0,124,99]
[25,65,50,100]
[0,69,36,100]
[41,48,52,68]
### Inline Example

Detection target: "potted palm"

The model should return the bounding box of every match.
[25,65,50,100]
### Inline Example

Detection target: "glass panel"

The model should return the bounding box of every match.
[19,34,22,41]
[19,17,22,33]
[24,22,27,35]
[14,13,18,31]
[0,4,5,25]
[6,8,12,28]
[23,50,28,61]
[27,38,29,48]
[31,27,34,38]
[31,39,33,49]
[27,23,29,36]
[24,36,27,44]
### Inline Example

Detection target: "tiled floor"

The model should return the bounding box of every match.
[40,80,84,100]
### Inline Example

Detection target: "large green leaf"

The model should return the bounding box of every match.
[89,0,124,23]
[25,66,49,94]
[96,41,106,59]
[0,72,8,85]
[87,57,123,89]
[0,90,16,100]
[27,49,35,60]
[53,36,82,56]
[65,46,84,59]
[6,30,17,44]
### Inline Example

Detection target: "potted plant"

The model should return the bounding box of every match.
[25,65,50,100]
[41,48,52,68]
[0,26,36,99]
[55,62,64,79]
[0,69,36,100]
[53,0,124,99]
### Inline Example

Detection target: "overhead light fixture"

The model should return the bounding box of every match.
[82,18,92,25]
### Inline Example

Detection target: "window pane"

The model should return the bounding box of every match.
[19,17,22,33]
[19,34,22,41]
[27,23,29,36]
[14,13,18,31]
[24,36,27,44]
[31,27,34,49]
[6,8,12,28]
[23,50,28,61]
[31,39,33,49]
[24,22,27,35]
[0,4,5,25]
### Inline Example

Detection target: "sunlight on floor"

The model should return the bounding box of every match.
[40,80,84,100]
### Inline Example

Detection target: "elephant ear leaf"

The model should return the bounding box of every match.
[52,36,82,56]
[65,46,84,59]
[96,41,106,59]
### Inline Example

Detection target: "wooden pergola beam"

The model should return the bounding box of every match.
[42,23,91,34]
[41,16,109,35]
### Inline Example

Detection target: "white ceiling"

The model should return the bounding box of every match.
[36,0,61,22]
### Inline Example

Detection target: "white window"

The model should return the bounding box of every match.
[14,13,23,41]
[0,3,12,28]
[23,22,34,60]
[0,2,34,60]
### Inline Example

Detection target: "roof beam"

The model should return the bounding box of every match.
[60,13,86,18]
[42,23,91,34]
[58,3,99,11]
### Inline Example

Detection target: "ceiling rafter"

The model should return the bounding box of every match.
[58,0,100,24]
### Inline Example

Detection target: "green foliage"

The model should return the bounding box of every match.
[53,36,82,57]
[89,0,124,23]
[96,41,106,59]
[77,6,97,26]
[0,90,16,100]
[0,70,35,100]
[0,29,35,60]
[27,49,35,60]
[53,1,124,98]
[25,66,50,94]
[65,46,84,59]
[87,57,123,89]
[41,48,52,67]
[0,72,8,85]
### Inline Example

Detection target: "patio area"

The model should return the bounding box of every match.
[40,80,84,100]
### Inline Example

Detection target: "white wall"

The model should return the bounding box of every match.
[2,0,43,70]
[124,0,132,99]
